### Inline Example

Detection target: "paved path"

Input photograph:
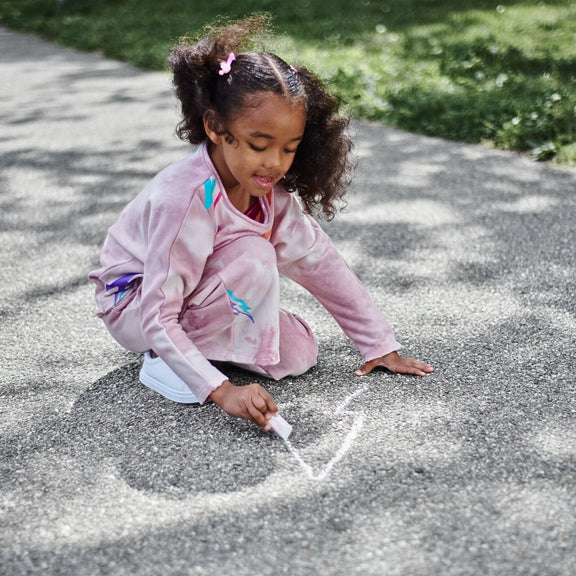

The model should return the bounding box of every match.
[1,27,575,576]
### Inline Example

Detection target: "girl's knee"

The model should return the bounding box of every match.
[271,310,318,378]
[228,312,317,380]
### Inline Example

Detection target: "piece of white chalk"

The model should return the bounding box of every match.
[269,414,293,440]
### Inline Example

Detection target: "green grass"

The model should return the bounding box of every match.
[2,0,575,165]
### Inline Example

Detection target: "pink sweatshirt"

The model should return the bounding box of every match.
[89,143,400,402]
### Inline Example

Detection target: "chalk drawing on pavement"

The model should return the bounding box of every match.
[282,384,369,482]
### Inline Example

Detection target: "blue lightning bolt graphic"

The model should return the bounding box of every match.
[226,289,255,323]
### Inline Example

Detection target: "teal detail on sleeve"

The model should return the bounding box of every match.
[204,177,217,210]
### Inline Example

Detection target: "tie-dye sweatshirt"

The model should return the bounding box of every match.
[89,143,401,402]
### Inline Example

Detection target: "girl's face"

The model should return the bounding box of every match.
[205,93,306,213]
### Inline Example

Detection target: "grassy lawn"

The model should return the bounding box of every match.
[2,0,575,165]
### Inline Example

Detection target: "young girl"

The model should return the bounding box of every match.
[89,16,433,432]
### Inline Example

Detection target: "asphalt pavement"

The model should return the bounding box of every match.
[1,27,575,576]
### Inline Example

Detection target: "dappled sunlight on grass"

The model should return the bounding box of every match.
[1,0,574,163]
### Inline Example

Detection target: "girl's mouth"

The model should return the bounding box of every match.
[254,175,275,189]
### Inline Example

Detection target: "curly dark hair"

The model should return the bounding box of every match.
[168,15,353,220]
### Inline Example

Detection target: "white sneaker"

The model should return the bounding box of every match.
[139,351,199,403]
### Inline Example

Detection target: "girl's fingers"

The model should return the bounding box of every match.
[246,386,277,429]
[403,359,434,375]
[415,361,434,374]
[355,356,433,377]
[213,382,278,430]
[263,394,279,416]
[250,386,278,416]
[389,358,433,376]
[247,400,271,430]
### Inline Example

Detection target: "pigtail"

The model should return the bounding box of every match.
[168,16,271,144]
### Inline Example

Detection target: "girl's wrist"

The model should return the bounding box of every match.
[209,379,234,406]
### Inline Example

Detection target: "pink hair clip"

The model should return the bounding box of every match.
[219,52,236,76]
[290,65,298,73]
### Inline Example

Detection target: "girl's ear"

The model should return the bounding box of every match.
[203,110,224,145]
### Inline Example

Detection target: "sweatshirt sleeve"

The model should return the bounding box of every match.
[270,193,401,361]
[138,189,228,403]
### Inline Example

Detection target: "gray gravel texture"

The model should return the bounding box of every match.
[1,27,575,576]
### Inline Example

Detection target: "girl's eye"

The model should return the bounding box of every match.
[248,143,299,154]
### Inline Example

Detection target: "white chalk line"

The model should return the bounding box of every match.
[335,383,369,414]
[282,384,369,482]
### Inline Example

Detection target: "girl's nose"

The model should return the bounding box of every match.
[262,149,282,169]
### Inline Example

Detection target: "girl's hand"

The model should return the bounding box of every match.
[209,380,279,430]
[355,351,433,377]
